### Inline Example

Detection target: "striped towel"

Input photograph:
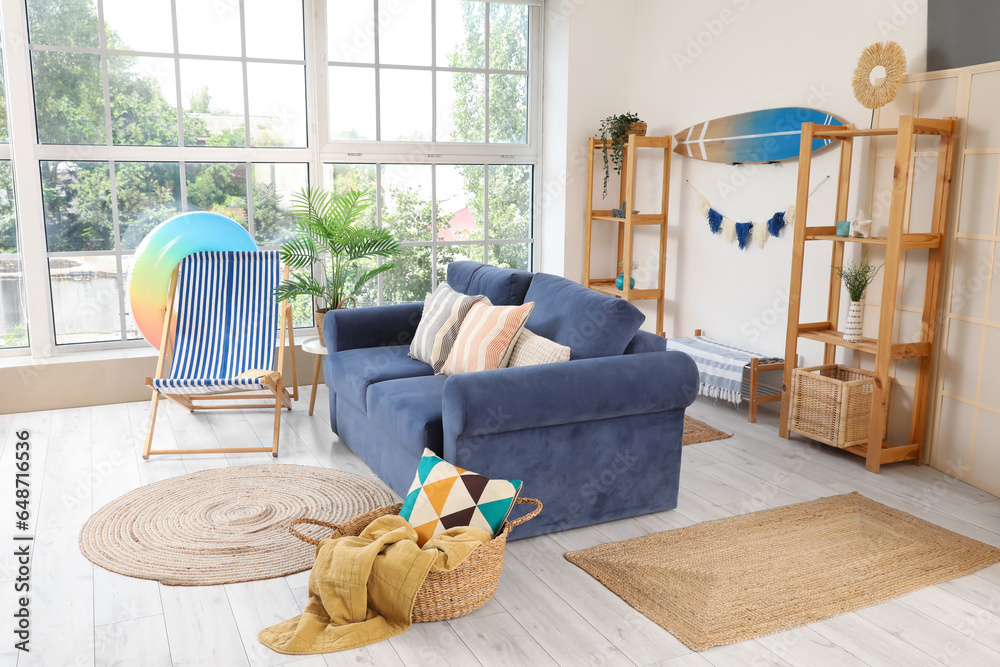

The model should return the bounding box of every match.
[666,336,766,405]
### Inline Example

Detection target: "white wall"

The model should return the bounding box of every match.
[542,0,928,361]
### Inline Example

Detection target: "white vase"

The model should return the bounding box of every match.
[844,300,864,343]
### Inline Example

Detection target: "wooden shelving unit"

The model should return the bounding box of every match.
[583,134,671,336]
[778,115,958,472]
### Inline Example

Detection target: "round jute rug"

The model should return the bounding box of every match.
[79,465,395,586]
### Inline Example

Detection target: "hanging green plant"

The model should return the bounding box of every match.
[597,112,646,197]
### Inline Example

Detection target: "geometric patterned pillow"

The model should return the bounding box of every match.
[507,328,571,367]
[409,282,489,374]
[399,449,522,547]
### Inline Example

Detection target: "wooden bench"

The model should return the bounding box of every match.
[667,329,784,423]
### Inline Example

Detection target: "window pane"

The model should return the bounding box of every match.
[436,0,484,68]
[104,0,173,52]
[181,60,245,147]
[489,3,528,71]
[28,0,100,47]
[488,73,527,144]
[41,161,113,252]
[31,51,106,145]
[436,71,484,143]
[0,162,26,348]
[185,162,247,226]
[50,255,121,344]
[0,53,7,143]
[116,162,182,250]
[109,56,178,146]
[122,254,141,339]
[248,63,306,147]
[329,66,375,140]
[324,163,377,227]
[436,165,483,242]
[382,164,431,242]
[383,246,430,305]
[379,69,431,141]
[488,164,530,239]
[435,246,482,285]
[379,0,431,66]
[252,163,309,247]
[176,0,241,57]
[489,243,529,271]
[327,0,375,64]
[245,0,304,60]
[0,256,28,348]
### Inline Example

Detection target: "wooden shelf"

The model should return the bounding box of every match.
[587,280,663,301]
[779,115,958,473]
[591,213,667,225]
[583,134,672,335]
[803,232,942,249]
[844,441,921,464]
[797,327,931,359]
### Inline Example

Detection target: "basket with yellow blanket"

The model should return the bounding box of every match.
[288,498,541,622]
[259,449,541,655]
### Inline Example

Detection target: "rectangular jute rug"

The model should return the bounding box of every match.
[565,492,1000,651]
[682,416,732,445]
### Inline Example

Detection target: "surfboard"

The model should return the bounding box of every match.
[673,107,846,164]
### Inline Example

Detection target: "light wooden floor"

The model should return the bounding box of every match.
[2,387,1000,667]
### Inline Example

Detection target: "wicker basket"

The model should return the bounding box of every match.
[789,364,882,449]
[289,497,542,623]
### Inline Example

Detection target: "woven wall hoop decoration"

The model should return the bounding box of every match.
[853,41,907,109]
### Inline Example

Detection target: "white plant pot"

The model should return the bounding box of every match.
[844,301,864,343]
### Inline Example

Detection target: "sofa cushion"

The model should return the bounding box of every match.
[446,261,533,305]
[442,301,534,375]
[523,272,645,359]
[409,283,489,373]
[508,328,571,367]
[366,375,446,458]
[329,345,433,413]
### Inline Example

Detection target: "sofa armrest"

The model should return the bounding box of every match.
[441,350,698,441]
[323,302,423,353]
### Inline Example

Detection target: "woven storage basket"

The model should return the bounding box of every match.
[289,497,541,623]
[790,364,882,449]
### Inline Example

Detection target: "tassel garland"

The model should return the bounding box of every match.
[694,194,797,252]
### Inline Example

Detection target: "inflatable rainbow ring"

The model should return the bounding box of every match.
[130,212,258,349]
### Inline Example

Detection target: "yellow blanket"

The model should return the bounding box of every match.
[259,515,491,654]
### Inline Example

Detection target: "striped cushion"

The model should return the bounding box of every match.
[508,328,571,367]
[441,301,535,376]
[409,283,488,374]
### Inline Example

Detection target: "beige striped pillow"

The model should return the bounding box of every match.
[409,283,489,373]
[508,328,571,367]
[441,301,535,375]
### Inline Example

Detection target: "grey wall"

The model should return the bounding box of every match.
[928,0,1000,71]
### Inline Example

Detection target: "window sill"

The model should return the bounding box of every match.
[0,344,158,370]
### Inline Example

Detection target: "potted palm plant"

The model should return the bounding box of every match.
[833,255,883,343]
[598,112,646,197]
[275,187,400,346]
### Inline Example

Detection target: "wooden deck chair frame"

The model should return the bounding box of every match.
[142,263,299,459]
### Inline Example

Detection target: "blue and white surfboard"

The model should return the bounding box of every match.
[673,107,847,163]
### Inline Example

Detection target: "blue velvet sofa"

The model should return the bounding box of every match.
[322,261,699,538]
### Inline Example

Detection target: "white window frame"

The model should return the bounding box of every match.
[0,0,541,359]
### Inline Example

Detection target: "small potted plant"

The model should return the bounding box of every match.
[833,255,883,342]
[275,187,400,346]
[597,112,646,197]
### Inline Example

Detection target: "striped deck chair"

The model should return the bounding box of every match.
[142,251,298,458]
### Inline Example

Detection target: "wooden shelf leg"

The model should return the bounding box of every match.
[779,125,817,438]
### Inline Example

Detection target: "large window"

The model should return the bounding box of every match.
[325,0,536,303]
[1,0,539,353]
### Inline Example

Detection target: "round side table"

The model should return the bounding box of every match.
[300,336,328,416]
